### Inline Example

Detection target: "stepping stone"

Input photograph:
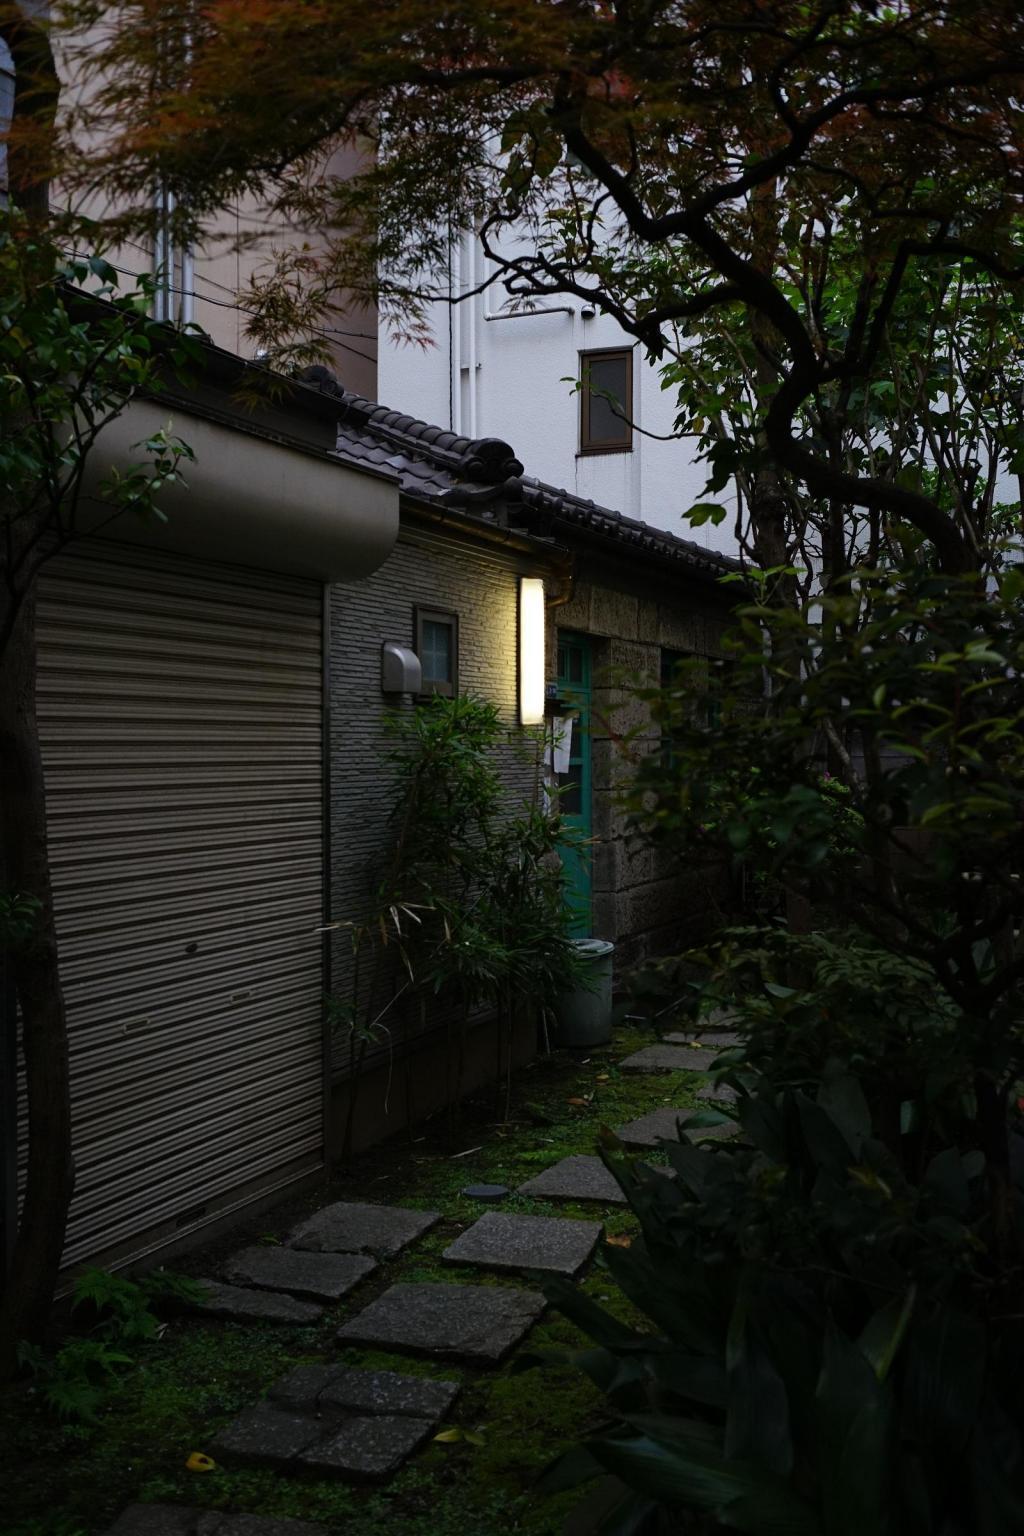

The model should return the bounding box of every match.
[697,1083,739,1104]
[104,1510,196,1536]
[216,1521,328,1536]
[209,1403,322,1469]
[665,1030,741,1049]
[268,1362,459,1421]
[461,1183,510,1202]
[320,1367,459,1421]
[297,1414,435,1481]
[287,1201,439,1259]
[222,1246,377,1302]
[618,1044,719,1073]
[519,1154,625,1204]
[443,1211,601,1278]
[267,1363,343,1406]
[615,1107,737,1148]
[517,1154,674,1205]
[104,1510,327,1536]
[208,1363,460,1485]
[337,1281,545,1364]
[192,1280,322,1325]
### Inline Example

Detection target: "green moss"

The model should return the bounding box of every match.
[1,1025,714,1536]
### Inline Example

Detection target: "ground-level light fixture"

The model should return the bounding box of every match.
[518,576,546,725]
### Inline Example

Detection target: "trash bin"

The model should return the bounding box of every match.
[556,938,615,1047]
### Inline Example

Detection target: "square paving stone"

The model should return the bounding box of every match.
[320,1367,459,1421]
[192,1280,323,1325]
[336,1282,545,1364]
[266,1363,345,1407]
[517,1154,674,1205]
[618,1044,719,1073]
[104,1508,196,1536]
[221,1246,376,1301]
[104,1508,329,1536]
[213,1521,327,1536]
[297,1414,435,1481]
[615,1107,736,1148]
[443,1211,602,1278]
[208,1403,322,1469]
[664,1030,741,1048]
[287,1201,439,1259]
[697,1083,739,1104]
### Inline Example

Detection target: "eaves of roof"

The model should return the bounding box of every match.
[301,368,746,590]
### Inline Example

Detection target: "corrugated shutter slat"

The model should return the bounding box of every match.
[18,543,325,1271]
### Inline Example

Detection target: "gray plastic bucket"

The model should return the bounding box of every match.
[556,938,615,1047]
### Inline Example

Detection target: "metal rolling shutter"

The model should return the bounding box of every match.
[22,542,325,1270]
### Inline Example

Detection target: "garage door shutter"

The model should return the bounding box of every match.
[21,542,326,1271]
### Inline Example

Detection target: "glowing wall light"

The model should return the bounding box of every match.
[518,576,546,725]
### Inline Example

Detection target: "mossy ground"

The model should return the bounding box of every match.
[1,1020,715,1536]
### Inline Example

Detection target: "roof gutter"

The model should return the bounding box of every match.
[401,493,572,571]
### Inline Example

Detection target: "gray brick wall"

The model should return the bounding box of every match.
[327,524,538,1077]
[328,525,736,1081]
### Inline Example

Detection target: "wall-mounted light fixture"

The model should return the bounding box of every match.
[519,576,546,725]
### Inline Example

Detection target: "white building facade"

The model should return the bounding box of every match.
[378,232,742,560]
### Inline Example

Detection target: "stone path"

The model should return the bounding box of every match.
[337,1281,546,1363]
[518,1152,675,1204]
[618,1043,721,1073]
[615,1106,737,1149]
[222,1247,377,1301]
[697,1082,739,1104]
[193,1203,434,1322]
[192,1281,324,1326]
[287,1200,440,1257]
[664,1029,741,1048]
[443,1211,601,1278]
[210,1365,459,1482]
[106,1507,328,1535]
[109,1020,743,1527]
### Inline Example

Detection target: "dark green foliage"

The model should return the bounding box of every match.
[0,214,201,553]
[552,557,1024,1533]
[542,1078,1024,1535]
[328,694,586,1137]
[17,1269,206,1423]
[0,891,42,946]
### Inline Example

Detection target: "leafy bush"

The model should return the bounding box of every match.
[328,694,587,1139]
[17,1268,205,1422]
[540,1075,1024,1535]
[673,929,971,1163]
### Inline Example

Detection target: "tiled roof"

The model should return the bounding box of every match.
[300,368,744,584]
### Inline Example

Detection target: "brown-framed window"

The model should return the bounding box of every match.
[414,606,459,697]
[579,348,633,454]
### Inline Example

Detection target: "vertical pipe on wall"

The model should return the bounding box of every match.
[450,236,462,437]
[465,231,478,440]
[180,243,195,328]
[153,188,168,323]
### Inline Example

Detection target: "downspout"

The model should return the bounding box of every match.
[465,232,478,440]
[450,237,461,436]
[545,554,576,612]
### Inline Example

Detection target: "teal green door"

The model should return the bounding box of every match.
[555,633,592,935]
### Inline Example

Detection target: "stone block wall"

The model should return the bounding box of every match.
[549,551,734,971]
[328,523,736,1143]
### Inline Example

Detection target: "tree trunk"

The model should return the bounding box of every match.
[0,578,75,1377]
